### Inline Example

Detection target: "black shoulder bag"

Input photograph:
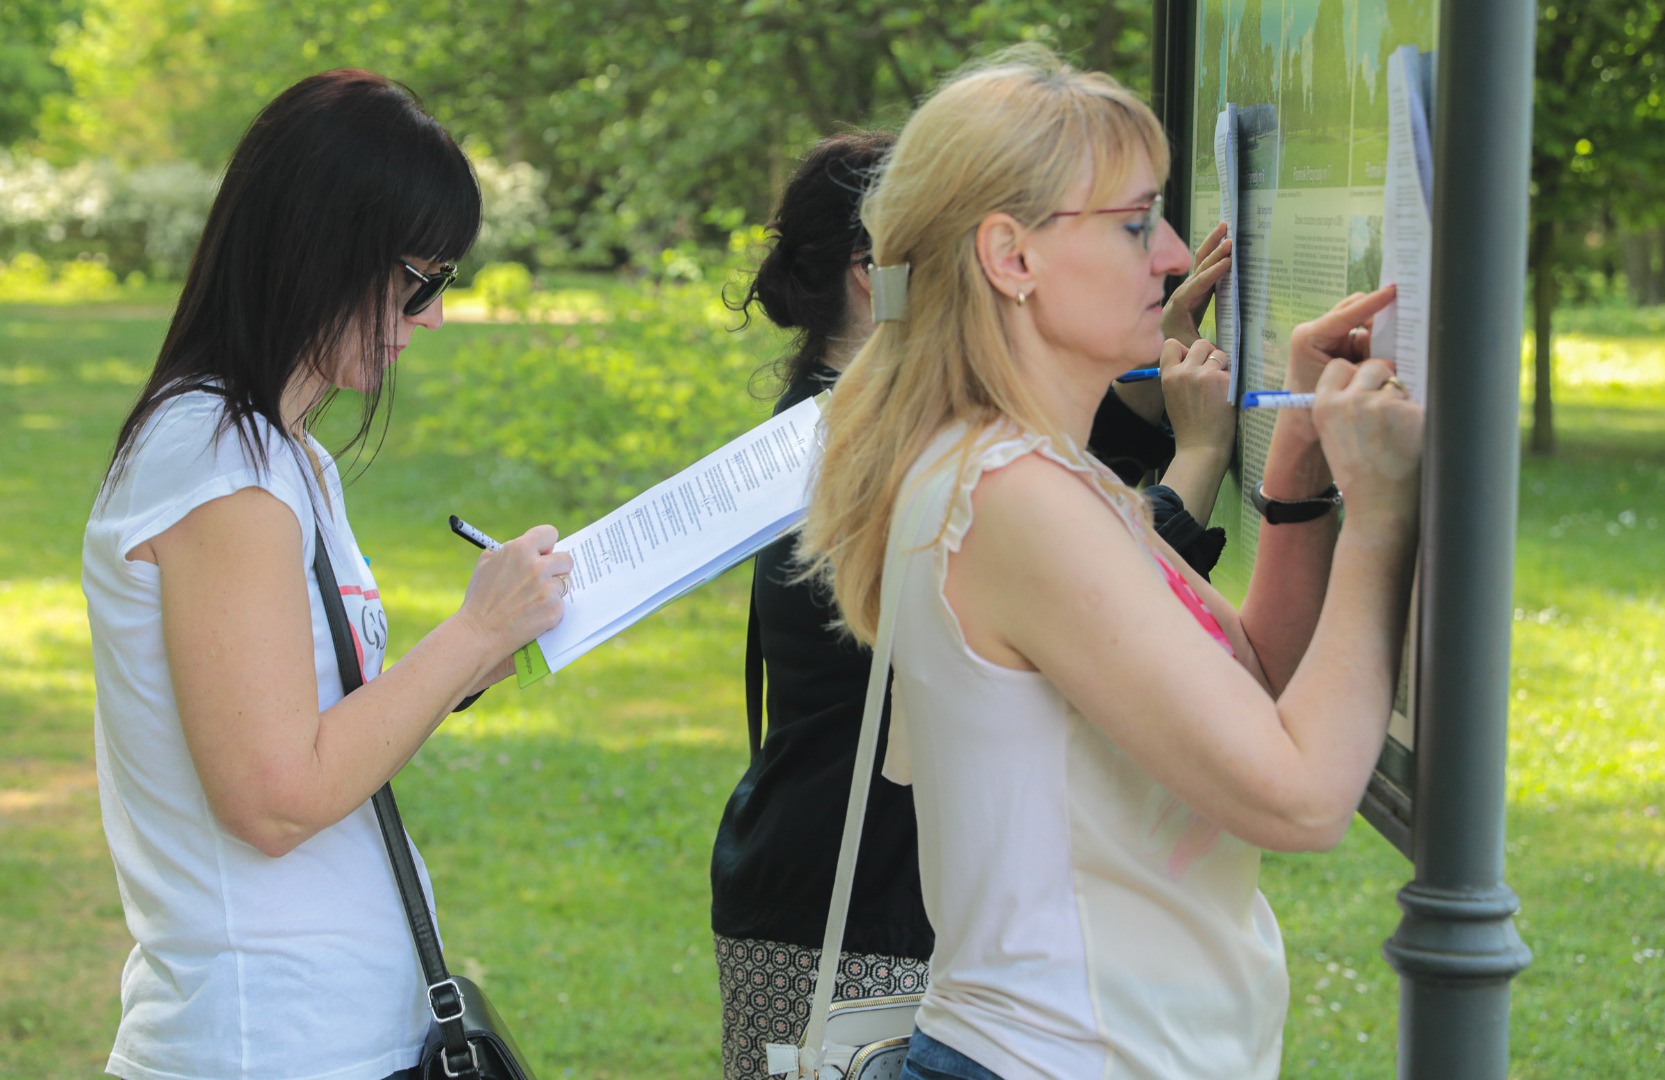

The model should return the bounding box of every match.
[313,527,537,1080]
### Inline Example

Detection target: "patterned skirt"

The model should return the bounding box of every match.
[714,933,930,1080]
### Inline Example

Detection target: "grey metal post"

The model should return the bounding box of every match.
[1380,0,1536,1075]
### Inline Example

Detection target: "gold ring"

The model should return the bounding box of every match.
[1210,351,1227,366]
[1383,376,1407,394]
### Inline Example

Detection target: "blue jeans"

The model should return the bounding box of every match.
[899,1028,1005,1080]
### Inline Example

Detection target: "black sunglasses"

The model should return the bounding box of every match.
[400,259,458,317]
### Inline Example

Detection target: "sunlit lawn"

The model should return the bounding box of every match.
[1,295,1661,1077]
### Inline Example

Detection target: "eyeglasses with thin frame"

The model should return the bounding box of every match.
[400,259,458,317]
[1045,193,1165,252]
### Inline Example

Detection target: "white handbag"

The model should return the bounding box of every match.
[766,481,942,1079]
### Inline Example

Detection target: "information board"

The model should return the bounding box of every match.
[1176,0,1441,855]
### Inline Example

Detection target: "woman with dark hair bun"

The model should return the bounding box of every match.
[82,70,572,1080]
[732,130,896,389]
[709,128,1238,1080]
[712,132,916,1080]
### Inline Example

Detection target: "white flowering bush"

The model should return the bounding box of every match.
[469,153,559,270]
[0,152,218,279]
[0,146,719,285]
[103,161,219,276]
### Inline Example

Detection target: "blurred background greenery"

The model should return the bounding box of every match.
[3,1,1662,447]
[1,1,1156,274]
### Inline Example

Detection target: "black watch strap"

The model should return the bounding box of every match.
[1250,481,1342,524]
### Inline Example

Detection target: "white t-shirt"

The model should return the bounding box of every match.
[885,425,1288,1080]
[83,390,435,1080]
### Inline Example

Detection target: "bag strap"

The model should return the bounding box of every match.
[778,472,942,1077]
[312,526,480,1079]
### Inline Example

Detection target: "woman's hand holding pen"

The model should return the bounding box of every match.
[456,525,573,661]
[1156,336,1238,526]
[1312,359,1424,531]
[1287,285,1396,393]
[1120,222,1235,425]
[1257,284,1401,501]
[1160,336,1236,461]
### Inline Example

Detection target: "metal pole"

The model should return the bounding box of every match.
[1153,0,1197,266]
[1380,0,1536,1075]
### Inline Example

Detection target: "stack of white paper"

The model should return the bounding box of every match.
[1376,44,1436,404]
[1214,104,1242,401]
[519,395,823,684]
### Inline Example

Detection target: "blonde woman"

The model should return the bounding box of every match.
[800,50,1423,1080]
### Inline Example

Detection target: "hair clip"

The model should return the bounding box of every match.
[868,262,911,323]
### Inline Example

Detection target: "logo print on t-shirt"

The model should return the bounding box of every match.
[335,582,387,676]
[359,600,388,651]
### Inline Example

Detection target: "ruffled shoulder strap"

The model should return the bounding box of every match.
[907,422,1150,558]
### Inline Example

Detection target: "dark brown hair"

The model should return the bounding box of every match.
[729,130,895,391]
[105,69,480,489]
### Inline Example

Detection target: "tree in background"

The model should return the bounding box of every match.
[19,0,1151,270]
[12,0,1665,445]
[1531,0,1665,453]
[0,0,81,146]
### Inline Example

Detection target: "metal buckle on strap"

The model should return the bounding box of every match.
[428,977,466,1024]
[441,1041,480,1078]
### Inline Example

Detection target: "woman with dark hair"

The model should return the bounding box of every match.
[82,70,571,1080]
[708,129,1237,1080]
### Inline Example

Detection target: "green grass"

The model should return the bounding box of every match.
[2,295,1662,1076]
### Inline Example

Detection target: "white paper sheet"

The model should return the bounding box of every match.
[1214,105,1242,402]
[1375,45,1435,404]
[530,395,823,675]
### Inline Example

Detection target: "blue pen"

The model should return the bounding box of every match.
[1117,367,1160,383]
[1242,390,1315,409]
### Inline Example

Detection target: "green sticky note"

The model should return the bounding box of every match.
[514,641,551,688]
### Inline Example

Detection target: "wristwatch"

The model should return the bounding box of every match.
[1250,481,1342,524]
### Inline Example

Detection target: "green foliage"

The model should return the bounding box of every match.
[0,251,132,302]
[1529,4,1665,307]
[470,155,559,268]
[1534,2,1665,228]
[398,0,1154,267]
[50,255,118,298]
[27,0,1154,273]
[471,262,537,320]
[0,251,53,293]
[414,277,785,518]
[0,0,81,146]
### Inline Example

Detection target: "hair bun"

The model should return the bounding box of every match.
[750,235,809,330]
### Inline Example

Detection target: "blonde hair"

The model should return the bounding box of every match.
[799,46,1170,644]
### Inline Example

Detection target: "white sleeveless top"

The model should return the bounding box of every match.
[83,390,434,1080]
[884,424,1288,1080]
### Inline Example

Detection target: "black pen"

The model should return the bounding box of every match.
[449,514,502,552]
[450,515,552,675]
